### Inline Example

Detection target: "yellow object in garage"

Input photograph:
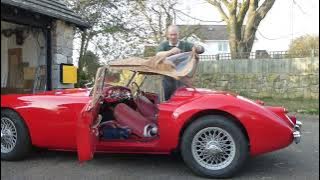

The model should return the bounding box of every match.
[61,64,77,84]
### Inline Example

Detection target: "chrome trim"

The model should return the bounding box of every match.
[92,114,103,128]
[293,131,301,144]
[296,121,302,127]
[143,124,157,137]
[293,120,302,144]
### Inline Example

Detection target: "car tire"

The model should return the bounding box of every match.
[1,109,32,161]
[180,115,249,178]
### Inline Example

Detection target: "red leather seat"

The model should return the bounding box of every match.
[134,95,158,122]
[114,103,157,138]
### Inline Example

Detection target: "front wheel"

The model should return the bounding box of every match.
[180,115,249,178]
[1,109,32,161]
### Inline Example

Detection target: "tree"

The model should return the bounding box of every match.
[67,0,132,87]
[130,0,178,44]
[288,34,319,57]
[78,51,101,87]
[206,0,276,58]
[83,51,101,80]
[126,0,179,57]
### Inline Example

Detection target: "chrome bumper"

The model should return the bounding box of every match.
[293,120,302,144]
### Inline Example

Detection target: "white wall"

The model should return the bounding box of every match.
[1,21,46,88]
[202,40,229,55]
[1,35,8,87]
[185,36,230,55]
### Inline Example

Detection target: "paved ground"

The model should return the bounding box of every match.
[1,114,319,180]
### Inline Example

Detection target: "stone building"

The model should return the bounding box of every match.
[1,0,90,94]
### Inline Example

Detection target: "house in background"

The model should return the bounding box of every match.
[178,25,230,55]
[1,0,90,95]
[143,25,230,57]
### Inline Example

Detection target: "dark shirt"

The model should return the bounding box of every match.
[156,40,193,100]
[156,40,194,53]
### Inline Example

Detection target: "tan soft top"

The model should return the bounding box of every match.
[106,48,200,80]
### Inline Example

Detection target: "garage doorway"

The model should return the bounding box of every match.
[1,21,47,94]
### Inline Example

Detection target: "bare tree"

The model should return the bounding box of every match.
[206,0,276,58]
[68,0,180,71]
[67,0,133,86]
[131,0,179,44]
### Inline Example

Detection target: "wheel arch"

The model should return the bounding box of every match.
[177,109,250,151]
[1,107,33,144]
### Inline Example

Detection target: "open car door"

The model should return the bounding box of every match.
[76,68,106,162]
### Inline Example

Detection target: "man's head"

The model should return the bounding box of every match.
[166,25,179,45]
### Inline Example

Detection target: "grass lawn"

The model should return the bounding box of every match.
[254,97,319,115]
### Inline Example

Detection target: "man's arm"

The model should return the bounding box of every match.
[156,47,181,57]
[185,41,194,52]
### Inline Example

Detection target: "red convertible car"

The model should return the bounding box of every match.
[1,48,302,178]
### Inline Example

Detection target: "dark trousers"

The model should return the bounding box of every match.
[162,76,184,100]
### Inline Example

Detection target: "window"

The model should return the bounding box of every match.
[218,43,223,51]
[218,42,228,52]
[223,42,228,52]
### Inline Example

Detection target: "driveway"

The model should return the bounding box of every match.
[1,114,319,180]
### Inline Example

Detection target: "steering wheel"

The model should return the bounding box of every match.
[103,86,131,102]
[131,82,142,97]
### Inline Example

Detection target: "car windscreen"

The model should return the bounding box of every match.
[104,69,144,87]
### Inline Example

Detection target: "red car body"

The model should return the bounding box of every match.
[1,50,302,177]
[1,87,297,161]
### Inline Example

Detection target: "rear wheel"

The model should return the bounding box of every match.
[180,115,249,178]
[1,109,32,160]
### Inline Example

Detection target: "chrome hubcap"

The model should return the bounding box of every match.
[192,127,236,170]
[1,117,18,153]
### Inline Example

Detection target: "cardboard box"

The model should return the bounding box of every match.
[23,67,36,80]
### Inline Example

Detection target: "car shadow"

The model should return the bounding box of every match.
[20,148,300,179]
[237,150,300,178]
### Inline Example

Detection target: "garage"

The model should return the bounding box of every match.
[1,0,90,94]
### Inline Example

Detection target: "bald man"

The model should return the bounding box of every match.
[156,25,194,100]
[156,25,194,56]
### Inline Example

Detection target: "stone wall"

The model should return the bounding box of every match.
[195,57,319,99]
[51,20,75,89]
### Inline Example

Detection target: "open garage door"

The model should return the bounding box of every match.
[1,21,47,95]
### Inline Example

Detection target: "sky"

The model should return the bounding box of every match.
[73,0,319,64]
[175,0,319,51]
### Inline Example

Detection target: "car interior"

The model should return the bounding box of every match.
[93,53,194,141]
[96,81,160,141]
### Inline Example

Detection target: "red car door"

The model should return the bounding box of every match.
[76,68,106,162]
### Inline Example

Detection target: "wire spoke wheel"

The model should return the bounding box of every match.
[1,117,18,153]
[192,127,236,170]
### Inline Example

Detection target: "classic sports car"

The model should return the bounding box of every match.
[1,47,302,178]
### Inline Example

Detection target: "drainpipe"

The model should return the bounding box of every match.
[46,25,52,91]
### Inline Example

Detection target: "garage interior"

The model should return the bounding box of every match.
[1,20,47,94]
[1,0,90,95]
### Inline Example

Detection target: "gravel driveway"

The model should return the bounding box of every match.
[1,114,319,180]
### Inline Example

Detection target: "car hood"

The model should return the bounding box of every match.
[32,88,90,97]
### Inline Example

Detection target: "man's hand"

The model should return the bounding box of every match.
[156,47,181,57]
[169,47,181,55]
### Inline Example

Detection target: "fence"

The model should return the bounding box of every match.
[195,57,319,99]
[200,49,319,61]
